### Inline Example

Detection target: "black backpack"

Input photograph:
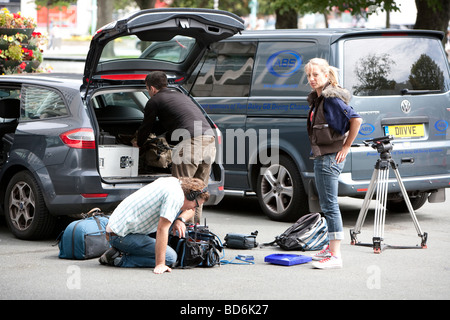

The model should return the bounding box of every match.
[264,213,329,251]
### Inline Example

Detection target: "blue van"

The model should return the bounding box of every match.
[183,29,450,221]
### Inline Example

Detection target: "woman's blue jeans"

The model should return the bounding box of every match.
[314,153,345,241]
[109,234,177,268]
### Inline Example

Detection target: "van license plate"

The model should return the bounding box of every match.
[384,124,425,138]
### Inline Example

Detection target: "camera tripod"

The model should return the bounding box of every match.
[349,136,428,253]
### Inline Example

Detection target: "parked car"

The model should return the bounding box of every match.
[0,8,244,239]
[182,28,450,221]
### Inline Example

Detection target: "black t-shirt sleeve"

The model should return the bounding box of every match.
[137,100,157,147]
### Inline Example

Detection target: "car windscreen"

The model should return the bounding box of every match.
[99,35,196,64]
[343,36,450,96]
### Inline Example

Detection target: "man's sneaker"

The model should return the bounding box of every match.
[99,247,120,266]
[311,255,343,269]
[311,245,331,261]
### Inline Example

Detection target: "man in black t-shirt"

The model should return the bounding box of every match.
[134,71,216,224]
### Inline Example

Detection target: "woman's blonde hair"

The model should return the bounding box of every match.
[304,58,340,87]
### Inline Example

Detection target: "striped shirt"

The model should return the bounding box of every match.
[108,177,184,236]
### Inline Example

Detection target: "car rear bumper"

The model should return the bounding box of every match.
[46,178,224,216]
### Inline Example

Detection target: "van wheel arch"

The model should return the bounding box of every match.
[386,192,428,213]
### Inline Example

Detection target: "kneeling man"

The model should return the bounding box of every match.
[99,177,209,274]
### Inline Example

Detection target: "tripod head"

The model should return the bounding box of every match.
[363,135,394,154]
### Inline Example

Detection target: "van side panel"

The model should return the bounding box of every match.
[246,40,320,181]
[187,40,257,190]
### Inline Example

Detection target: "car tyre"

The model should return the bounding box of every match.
[4,171,57,240]
[386,192,428,213]
[256,155,308,221]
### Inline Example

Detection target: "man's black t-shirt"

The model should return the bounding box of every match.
[137,87,212,146]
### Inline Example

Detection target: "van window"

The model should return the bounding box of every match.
[343,36,450,96]
[251,41,318,97]
[186,41,256,97]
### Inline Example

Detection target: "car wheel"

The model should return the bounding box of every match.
[256,155,308,221]
[4,171,57,240]
[386,192,428,213]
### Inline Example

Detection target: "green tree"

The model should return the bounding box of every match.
[409,54,444,90]
[353,53,396,95]
[135,0,157,9]
[90,0,450,43]
[170,0,251,17]
[414,0,450,46]
[263,0,400,29]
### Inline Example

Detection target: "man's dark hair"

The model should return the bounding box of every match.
[145,71,168,90]
[180,177,210,202]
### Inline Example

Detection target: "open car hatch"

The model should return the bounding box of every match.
[83,8,245,88]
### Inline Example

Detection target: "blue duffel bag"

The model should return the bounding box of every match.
[57,208,110,260]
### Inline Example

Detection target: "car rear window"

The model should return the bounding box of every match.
[343,36,450,96]
[99,35,196,64]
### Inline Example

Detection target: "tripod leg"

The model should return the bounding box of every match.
[373,165,389,253]
[391,165,428,248]
[350,167,379,245]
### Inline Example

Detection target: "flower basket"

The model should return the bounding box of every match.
[0,60,41,74]
[0,27,34,38]
[2,59,21,69]
[24,60,40,72]
[0,8,46,74]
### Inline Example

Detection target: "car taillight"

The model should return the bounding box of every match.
[60,128,96,149]
[381,32,408,37]
[81,193,108,198]
[100,74,147,80]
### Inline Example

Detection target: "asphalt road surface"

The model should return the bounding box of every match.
[1,190,449,305]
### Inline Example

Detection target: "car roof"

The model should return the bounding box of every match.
[0,73,83,90]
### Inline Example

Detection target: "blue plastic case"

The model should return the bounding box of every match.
[264,254,312,266]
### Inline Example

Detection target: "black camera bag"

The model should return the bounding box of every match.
[224,231,258,249]
[169,225,222,268]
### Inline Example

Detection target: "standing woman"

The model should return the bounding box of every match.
[305,58,362,269]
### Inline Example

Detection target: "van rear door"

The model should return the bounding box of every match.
[340,30,450,196]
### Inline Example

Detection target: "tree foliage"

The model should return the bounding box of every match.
[34,0,72,9]
[67,0,449,45]
[409,54,444,90]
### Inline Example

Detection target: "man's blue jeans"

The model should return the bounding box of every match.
[109,234,177,268]
[314,153,345,241]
